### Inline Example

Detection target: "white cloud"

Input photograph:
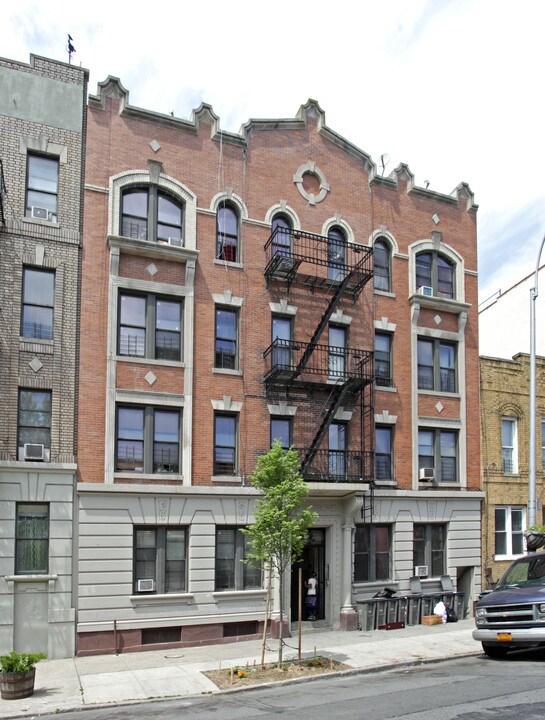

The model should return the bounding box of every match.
[4,0,545,302]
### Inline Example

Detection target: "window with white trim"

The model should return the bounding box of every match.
[417,338,456,393]
[354,525,391,582]
[375,332,392,387]
[374,238,391,291]
[215,527,261,591]
[418,428,457,483]
[21,268,55,340]
[216,203,239,262]
[502,417,518,475]
[215,307,238,369]
[134,526,187,594]
[495,507,525,557]
[116,406,181,474]
[415,251,454,299]
[121,187,183,243]
[118,292,182,361]
[15,503,49,575]
[376,426,393,481]
[25,154,59,223]
[214,413,237,475]
[413,524,446,576]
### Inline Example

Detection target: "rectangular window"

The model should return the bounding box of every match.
[271,417,291,449]
[413,524,446,577]
[354,525,391,582]
[417,338,456,392]
[26,154,59,223]
[502,418,518,474]
[271,316,292,369]
[214,413,237,475]
[119,293,182,361]
[18,389,52,450]
[376,426,393,481]
[495,507,525,557]
[375,333,392,387]
[116,406,180,474]
[328,325,347,379]
[215,527,261,591]
[134,527,187,594]
[215,308,238,369]
[418,428,458,483]
[15,503,49,575]
[21,268,55,340]
[328,422,346,478]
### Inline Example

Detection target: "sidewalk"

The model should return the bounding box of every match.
[0,619,479,717]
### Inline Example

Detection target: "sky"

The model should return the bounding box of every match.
[4,0,545,304]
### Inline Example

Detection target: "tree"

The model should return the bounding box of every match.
[242,440,318,663]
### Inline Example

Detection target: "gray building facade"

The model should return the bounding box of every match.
[0,54,88,659]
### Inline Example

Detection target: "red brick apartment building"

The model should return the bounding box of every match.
[76,76,482,653]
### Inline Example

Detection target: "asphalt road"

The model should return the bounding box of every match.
[36,652,545,720]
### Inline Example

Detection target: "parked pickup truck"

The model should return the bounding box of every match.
[474,552,545,657]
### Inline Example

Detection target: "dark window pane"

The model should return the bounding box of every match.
[374,240,390,291]
[271,419,291,449]
[153,410,179,473]
[215,309,237,368]
[272,215,291,256]
[16,504,49,574]
[28,156,58,193]
[216,529,235,590]
[18,390,51,449]
[116,408,144,471]
[437,257,454,298]
[165,529,186,592]
[217,206,238,261]
[416,253,432,289]
[328,227,346,280]
[215,415,236,474]
[22,306,53,340]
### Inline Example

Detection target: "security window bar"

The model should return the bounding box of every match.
[375,332,392,387]
[417,338,456,393]
[115,406,180,474]
[214,414,237,475]
[21,267,55,340]
[418,428,458,483]
[216,204,239,262]
[121,187,183,244]
[118,293,181,361]
[502,417,518,474]
[495,507,525,557]
[376,426,393,481]
[215,527,261,591]
[413,524,446,577]
[15,503,49,575]
[25,154,58,223]
[18,389,51,449]
[134,527,187,594]
[354,525,391,582]
[373,239,391,291]
[215,308,238,369]
[415,252,454,299]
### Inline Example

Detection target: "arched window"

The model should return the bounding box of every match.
[271,214,292,257]
[374,238,391,291]
[415,251,454,299]
[216,203,239,262]
[121,187,183,244]
[327,226,346,281]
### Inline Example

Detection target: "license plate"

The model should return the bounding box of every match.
[497,632,512,642]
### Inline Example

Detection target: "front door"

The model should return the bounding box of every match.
[291,529,326,622]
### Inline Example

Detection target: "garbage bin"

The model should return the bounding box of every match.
[357,599,378,631]
[397,596,409,624]
[421,595,435,617]
[376,599,388,627]
[407,595,422,625]
[454,592,465,618]
[386,597,399,623]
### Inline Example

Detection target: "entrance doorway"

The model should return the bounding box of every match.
[291,529,326,622]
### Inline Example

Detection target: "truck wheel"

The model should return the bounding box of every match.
[482,643,509,658]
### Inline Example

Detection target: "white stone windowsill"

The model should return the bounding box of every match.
[213,589,267,601]
[130,593,194,604]
[373,290,396,298]
[116,356,185,368]
[211,475,242,484]
[213,368,243,377]
[418,390,461,399]
[375,384,397,393]
[113,472,184,481]
[5,574,58,583]
[214,259,243,269]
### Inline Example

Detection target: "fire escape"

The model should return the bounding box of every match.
[263,227,375,484]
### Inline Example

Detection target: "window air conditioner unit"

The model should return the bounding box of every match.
[31,206,48,220]
[168,237,184,247]
[415,565,429,578]
[137,578,155,592]
[417,285,433,297]
[419,467,434,481]
[22,443,49,462]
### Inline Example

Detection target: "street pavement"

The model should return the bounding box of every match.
[0,619,480,717]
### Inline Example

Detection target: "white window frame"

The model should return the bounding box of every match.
[494,506,526,560]
[502,417,518,475]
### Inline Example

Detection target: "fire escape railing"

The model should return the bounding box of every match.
[264,227,373,301]
[262,339,373,387]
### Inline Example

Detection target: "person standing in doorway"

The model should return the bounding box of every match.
[305,571,318,620]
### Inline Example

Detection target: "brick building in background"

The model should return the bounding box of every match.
[480,354,545,586]
[75,75,482,654]
[0,55,88,658]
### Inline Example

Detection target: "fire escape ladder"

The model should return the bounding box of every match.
[293,267,357,380]
[300,380,353,475]
[0,160,6,226]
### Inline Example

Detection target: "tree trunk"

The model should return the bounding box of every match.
[278,567,284,664]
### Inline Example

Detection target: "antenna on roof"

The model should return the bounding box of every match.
[424,180,430,189]
[379,153,390,176]
[67,35,76,64]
